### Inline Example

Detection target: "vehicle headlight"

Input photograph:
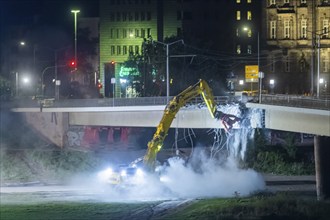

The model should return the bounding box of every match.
[97,167,113,182]
[120,170,127,177]
[136,168,144,176]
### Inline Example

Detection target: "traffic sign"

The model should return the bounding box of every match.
[245,65,259,82]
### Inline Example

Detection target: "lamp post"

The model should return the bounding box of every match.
[243,27,261,102]
[308,28,329,98]
[151,39,184,102]
[71,9,80,70]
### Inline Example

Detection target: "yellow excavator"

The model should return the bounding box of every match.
[97,79,240,185]
[143,79,240,170]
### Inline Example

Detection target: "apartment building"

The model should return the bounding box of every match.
[99,0,262,97]
[263,0,330,95]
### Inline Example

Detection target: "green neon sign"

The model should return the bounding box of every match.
[119,66,140,77]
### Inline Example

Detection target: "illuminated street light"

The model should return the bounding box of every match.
[239,80,244,85]
[243,27,261,103]
[71,9,80,70]
[269,79,275,94]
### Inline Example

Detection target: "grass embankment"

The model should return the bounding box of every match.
[169,193,330,220]
[1,193,330,220]
[0,146,108,185]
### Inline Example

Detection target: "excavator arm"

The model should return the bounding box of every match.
[143,79,239,170]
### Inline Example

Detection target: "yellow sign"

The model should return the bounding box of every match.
[245,65,259,82]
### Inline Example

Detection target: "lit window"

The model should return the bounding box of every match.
[284,0,289,4]
[269,0,276,6]
[284,20,290,39]
[236,11,241,20]
[236,28,239,37]
[301,0,306,4]
[301,19,307,39]
[236,0,241,3]
[247,29,252,37]
[129,29,133,37]
[270,20,276,39]
[247,45,252,54]
[247,0,252,3]
[323,19,329,37]
[237,45,241,54]
[247,11,252,20]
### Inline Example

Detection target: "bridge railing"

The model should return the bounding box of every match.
[3,95,329,111]
[260,95,329,110]
[52,96,232,107]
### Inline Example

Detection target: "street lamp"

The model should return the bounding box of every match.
[269,79,275,94]
[71,9,80,70]
[243,27,261,103]
[151,39,184,102]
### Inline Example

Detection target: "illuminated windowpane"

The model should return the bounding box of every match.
[247,45,252,54]
[270,20,276,39]
[323,19,329,37]
[237,45,241,54]
[284,20,290,38]
[248,29,252,37]
[269,0,276,5]
[301,19,307,39]
[247,0,252,3]
[236,11,241,20]
[247,11,252,20]
[284,0,289,4]
[236,0,241,3]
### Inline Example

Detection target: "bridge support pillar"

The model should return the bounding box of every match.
[314,136,330,200]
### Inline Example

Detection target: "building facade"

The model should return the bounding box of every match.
[263,0,330,95]
[99,0,262,97]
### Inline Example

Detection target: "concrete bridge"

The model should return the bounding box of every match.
[4,94,330,200]
[9,95,329,143]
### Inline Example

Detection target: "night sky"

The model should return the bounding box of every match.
[1,0,99,28]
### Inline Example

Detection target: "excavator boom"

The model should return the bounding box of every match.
[143,79,236,170]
